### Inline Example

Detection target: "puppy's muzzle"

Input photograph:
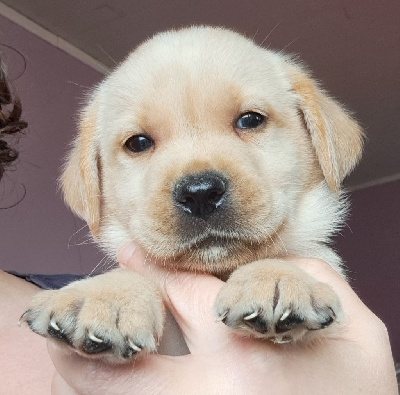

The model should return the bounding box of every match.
[174,172,228,219]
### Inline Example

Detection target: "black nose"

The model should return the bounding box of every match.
[174,172,228,219]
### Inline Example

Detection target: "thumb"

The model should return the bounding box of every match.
[118,243,230,353]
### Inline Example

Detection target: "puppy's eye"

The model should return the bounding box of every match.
[125,135,154,153]
[235,112,266,129]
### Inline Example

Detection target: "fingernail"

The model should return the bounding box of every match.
[118,242,137,268]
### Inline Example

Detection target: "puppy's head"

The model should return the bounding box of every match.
[61,27,363,274]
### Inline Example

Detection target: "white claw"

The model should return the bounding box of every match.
[216,311,228,322]
[243,311,259,321]
[88,332,104,343]
[280,309,291,321]
[50,320,61,331]
[275,337,292,344]
[128,340,142,352]
[18,311,28,326]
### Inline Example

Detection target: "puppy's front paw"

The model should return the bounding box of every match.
[215,259,342,343]
[20,269,165,363]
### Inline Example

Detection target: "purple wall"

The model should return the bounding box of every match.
[0,14,104,274]
[336,180,400,361]
[1,13,399,362]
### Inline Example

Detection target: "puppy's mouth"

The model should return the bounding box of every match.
[161,231,266,274]
[182,234,241,250]
[177,226,249,250]
[140,224,284,274]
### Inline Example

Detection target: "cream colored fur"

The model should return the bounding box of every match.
[24,26,363,361]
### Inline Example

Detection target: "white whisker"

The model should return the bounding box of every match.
[260,21,283,47]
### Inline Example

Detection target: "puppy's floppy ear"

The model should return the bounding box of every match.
[288,62,364,192]
[60,97,101,236]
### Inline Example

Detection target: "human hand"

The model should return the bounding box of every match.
[49,245,398,394]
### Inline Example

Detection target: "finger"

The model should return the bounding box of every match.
[118,243,231,353]
[48,342,99,395]
[52,372,78,395]
[47,341,177,395]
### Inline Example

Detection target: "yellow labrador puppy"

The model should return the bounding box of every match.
[22,26,363,362]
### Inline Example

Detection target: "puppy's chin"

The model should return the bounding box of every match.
[148,238,277,275]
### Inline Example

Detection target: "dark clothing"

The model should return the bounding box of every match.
[7,271,85,290]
